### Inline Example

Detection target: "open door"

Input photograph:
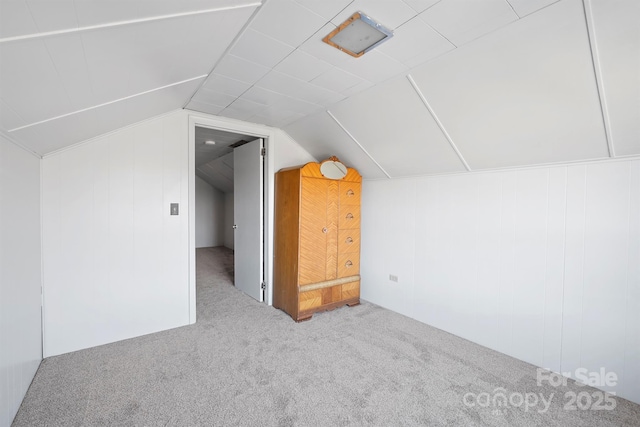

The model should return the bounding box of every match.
[233,138,264,301]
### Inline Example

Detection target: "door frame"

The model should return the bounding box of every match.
[188,113,276,324]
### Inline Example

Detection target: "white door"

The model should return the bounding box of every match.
[233,138,264,301]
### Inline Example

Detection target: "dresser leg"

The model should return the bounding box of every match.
[296,314,313,322]
[347,300,360,307]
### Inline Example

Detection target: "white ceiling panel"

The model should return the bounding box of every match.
[588,0,640,156]
[402,0,441,13]
[250,0,328,47]
[331,0,417,30]
[342,80,374,97]
[197,163,234,193]
[337,50,408,84]
[421,0,518,46]
[187,6,257,43]
[284,111,388,179]
[293,0,352,21]
[201,74,251,97]
[242,86,289,106]
[197,151,235,192]
[73,0,144,27]
[329,76,466,176]
[0,39,72,125]
[270,96,323,116]
[310,67,366,93]
[186,101,225,116]
[214,55,271,85]
[73,0,252,27]
[250,108,305,128]
[0,0,38,38]
[10,77,204,155]
[218,105,255,121]
[225,98,266,116]
[25,0,77,33]
[79,23,143,103]
[378,15,455,68]
[81,7,254,106]
[229,29,295,69]
[43,34,95,111]
[411,0,609,169]
[0,99,26,130]
[10,108,101,155]
[274,49,333,82]
[191,88,237,108]
[256,71,344,105]
[136,0,252,19]
[506,0,559,17]
[107,76,206,131]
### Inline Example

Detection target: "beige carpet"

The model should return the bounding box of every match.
[12,246,640,426]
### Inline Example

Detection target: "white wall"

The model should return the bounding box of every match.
[41,111,190,357]
[223,192,234,250]
[273,130,316,172]
[195,175,224,248]
[361,159,640,404]
[0,135,42,426]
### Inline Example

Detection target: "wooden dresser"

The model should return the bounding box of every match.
[274,158,361,321]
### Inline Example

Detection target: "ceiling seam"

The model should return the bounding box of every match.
[9,75,206,133]
[0,3,262,44]
[503,0,522,19]
[0,129,43,159]
[181,1,268,111]
[325,110,391,179]
[40,35,76,114]
[406,74,471,171]
[581,0,615,158]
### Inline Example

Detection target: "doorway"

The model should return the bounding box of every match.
[192,124,267,317]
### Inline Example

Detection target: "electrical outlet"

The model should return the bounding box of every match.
[389,274,398,282]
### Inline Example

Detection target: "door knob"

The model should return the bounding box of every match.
[322,227,328,233]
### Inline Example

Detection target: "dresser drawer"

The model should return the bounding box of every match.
[299,289,322,312]
[339,204,360,229]
[338,228,360,254]
[341,280,360,300]
[339,182,361,206]
[338,252,360,277]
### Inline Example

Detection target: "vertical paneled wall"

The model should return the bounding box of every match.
[361,160,639,404]
[195,176,225,248]
[0,136,42,426]
[42,111,190,357]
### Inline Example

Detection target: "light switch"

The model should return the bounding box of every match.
[170,203,179,215]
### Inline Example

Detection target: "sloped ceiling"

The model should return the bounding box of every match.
[1,0,638,179]
[0,0,260,154]
[195,126,256,193]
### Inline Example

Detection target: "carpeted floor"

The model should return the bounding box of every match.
[13,246,640,426]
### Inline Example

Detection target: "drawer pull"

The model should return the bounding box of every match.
[346,237,353,244]
[346,213,354,219]
[322,227,328,233]
[346,189,355,196]
[345,260,353,268]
